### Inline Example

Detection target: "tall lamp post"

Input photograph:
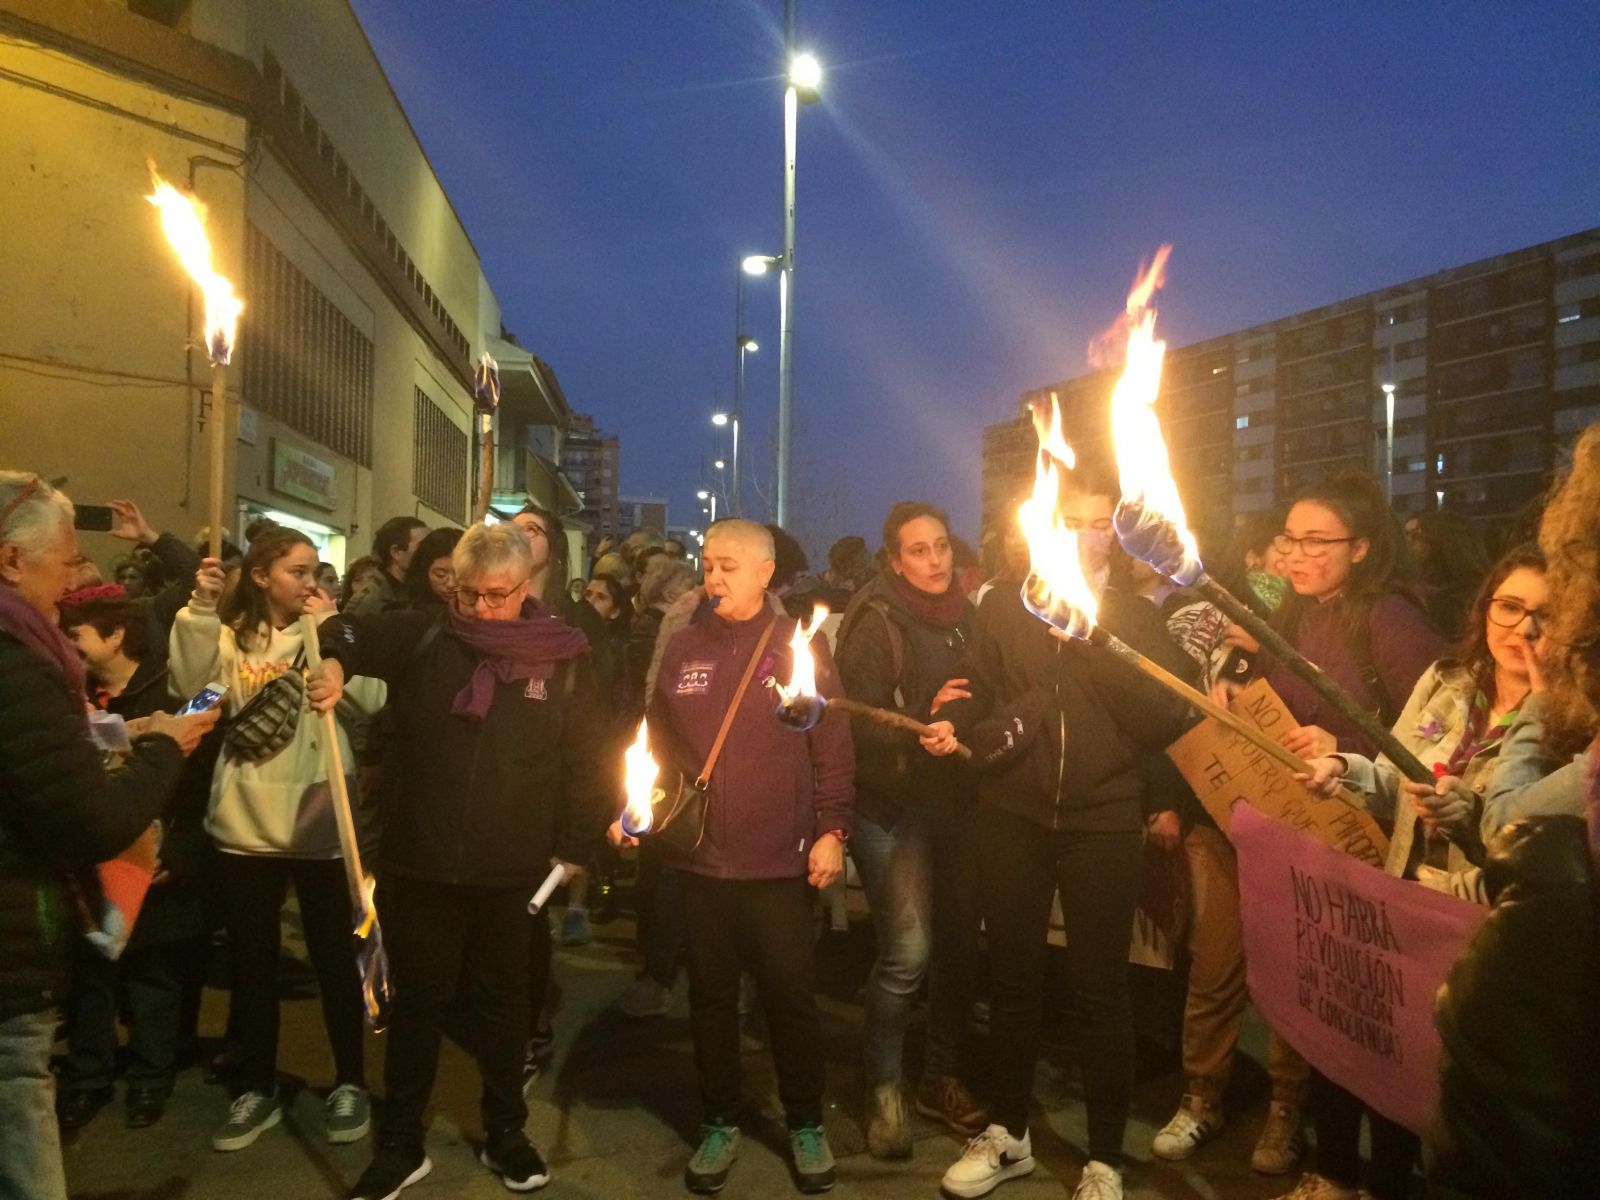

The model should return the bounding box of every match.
[739,254,779,519]
[1382,382,1397,503]
[777,0,821,527]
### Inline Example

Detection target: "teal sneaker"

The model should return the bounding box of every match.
[685,1122,740,1194]
[212,1089,282,1152]
[789,1124,835,1193]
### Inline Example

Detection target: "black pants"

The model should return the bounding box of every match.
[528,898,553,1040]
[379,875,530,1149]
[1312,1072,1419,1200]
[220,853,365,1095]
[926,788,983,1080]
[978,803,1144,1166]
[63,940,189,1091]
[679,872,824,1128]
[637,840,686,989]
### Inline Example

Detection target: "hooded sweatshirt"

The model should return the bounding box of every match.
[169,596,386,858]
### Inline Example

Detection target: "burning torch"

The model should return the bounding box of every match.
[474,353,500,524]
[1102,248,1433,786]
[147,167,241,558]
[773,608,973,758]
[1020,396,1346,789]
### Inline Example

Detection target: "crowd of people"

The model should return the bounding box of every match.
[2,423,1597,1200]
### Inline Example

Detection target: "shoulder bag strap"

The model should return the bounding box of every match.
[695,617,779,789]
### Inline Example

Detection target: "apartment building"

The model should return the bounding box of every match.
[985,228,1600,547]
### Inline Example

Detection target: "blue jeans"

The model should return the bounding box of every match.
[853,795,981,1087]
[0,1008,69,1200]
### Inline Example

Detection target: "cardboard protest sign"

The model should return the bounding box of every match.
[1167,679,1389,866]
[1233,804,1486,1134]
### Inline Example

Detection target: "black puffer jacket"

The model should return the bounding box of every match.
[834,572,973,828]
[0,634,185,1019]
[1428,814,1600,1200]
[318,608,615,888]
[941,586,1195,834]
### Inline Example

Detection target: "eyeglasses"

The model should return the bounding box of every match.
[455,580,528,609]
[1487,596,1546,630]
[1273,533,1357,558]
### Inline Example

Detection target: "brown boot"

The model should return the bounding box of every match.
[915,1073,987,1138]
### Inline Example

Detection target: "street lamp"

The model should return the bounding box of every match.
[711,412,729,427]
[714,459,725,471]
[776,0,821,527]
[1381,382,1397,504]
[734,257,778,518]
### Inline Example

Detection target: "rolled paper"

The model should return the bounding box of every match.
[526,861,568,914]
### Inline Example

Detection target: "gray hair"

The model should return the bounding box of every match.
[704,518,774,562]
[453,522,533,584]
[0,471,74,558]
[639,555,696,609]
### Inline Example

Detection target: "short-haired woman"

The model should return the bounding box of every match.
[170,528,387,1153]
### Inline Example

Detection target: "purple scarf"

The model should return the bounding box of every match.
[446,598,589,719]
[0,582,87,706]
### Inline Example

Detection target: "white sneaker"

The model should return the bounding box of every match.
[1269,1173,1361,1200]
[1251,1101,1305,1175]
[941,1124,1035,1198]
[1151,1093,1225,1160]
[1071,1161,1123,1200]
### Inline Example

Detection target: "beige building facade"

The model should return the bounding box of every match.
[0,0,560,572]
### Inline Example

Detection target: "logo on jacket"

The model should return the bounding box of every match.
[524,678,548,701]
[676,661,715,695]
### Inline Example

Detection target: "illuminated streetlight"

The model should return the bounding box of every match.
[789,52,822,102]
[743,254,780,276]
[714,460,726,471]
[711,412,729,427]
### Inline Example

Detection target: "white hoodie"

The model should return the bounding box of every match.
[169,596,386,858]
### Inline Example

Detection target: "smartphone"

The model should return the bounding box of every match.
[176,682,229,716]
[73,504,115,532]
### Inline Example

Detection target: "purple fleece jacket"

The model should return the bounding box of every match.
[649,599,854,880]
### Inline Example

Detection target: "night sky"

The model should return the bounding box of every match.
[350,0,1599,556]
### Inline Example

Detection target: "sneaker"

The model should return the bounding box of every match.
[1151,1093,1225,1161]
[561,906,592,946]
[212,1089,282,1151]
[1269,1175,1362,1200]
[916,1073,988,1138]
[685,1122,740,1194]
[57,1085,113,1131]
[1251,1102,1306,1175]
[480,1131,550,1192]
[326,1083,371,1144]
[789,1124,835,1194]
[1071,1161,1123,1200]
[348,1145,433,1200]
[865,1082,912,1160]
[940,1124,1035,1199]
[616,975,672,1018]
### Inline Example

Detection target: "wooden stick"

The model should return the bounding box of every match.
[1084,626,1368,809]
[209,360,227,557]
[474,411,494,524]
[299,615,367,910]
[829,696,973,761]
[1194,574,1434,785]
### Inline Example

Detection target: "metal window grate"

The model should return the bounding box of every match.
[243,224,374,466]
[412,388,468,524]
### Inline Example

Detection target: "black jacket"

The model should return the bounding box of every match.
[0,634,185,1019]
[318,609,614,889]
[941,585,1195,834]
[101,657,212,949]
[1428,814,1600,1200]
[834,572,973,828]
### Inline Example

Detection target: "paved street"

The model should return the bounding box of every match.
[60,903,1294,1200]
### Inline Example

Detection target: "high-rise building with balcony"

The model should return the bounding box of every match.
[561,412,620,537]
[983,228,1600,547]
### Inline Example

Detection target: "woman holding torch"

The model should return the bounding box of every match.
[924,468,1193,1200]
[833,501,984,1156]
[312,523,613,1199]
[649,519,854,1195]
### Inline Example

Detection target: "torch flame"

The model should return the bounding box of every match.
[1106,246,1204,585]
[775,605,830,707]
[620,719,660,836]
[147,167,242,364]
[1018,394,1100,639]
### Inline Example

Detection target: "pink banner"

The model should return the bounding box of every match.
[1233,804,1487,1135]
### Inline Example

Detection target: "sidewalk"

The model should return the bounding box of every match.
[59,913,1295,1199]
